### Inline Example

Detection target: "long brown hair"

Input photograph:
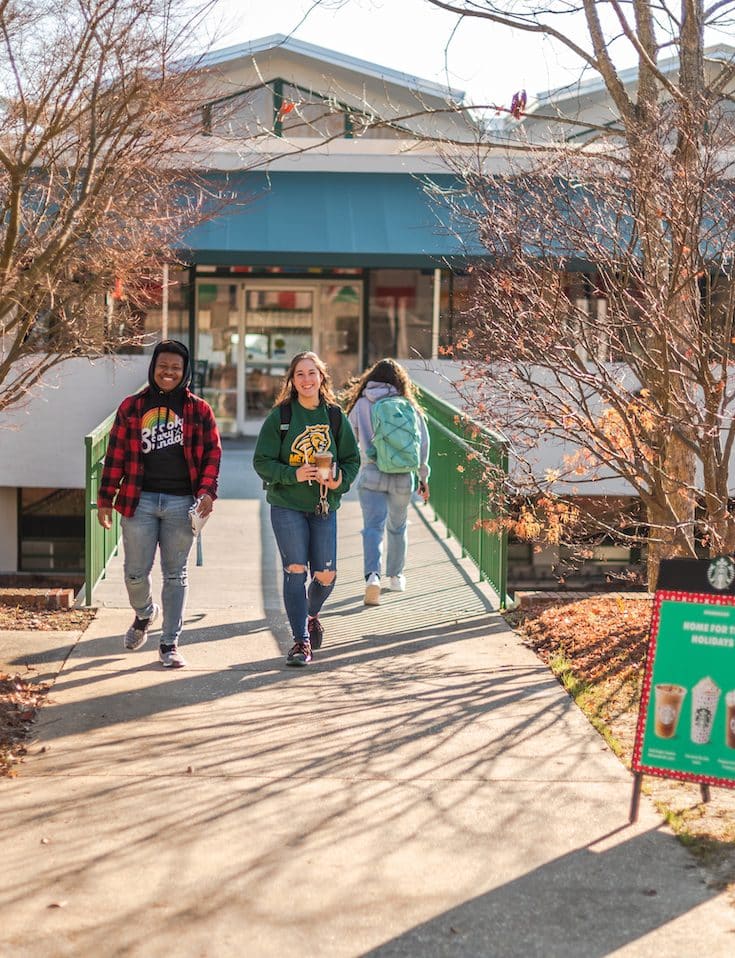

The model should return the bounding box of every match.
[343,358,419,414]
[274,351,338,407]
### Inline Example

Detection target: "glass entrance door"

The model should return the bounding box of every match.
[317,282,362,393]
[195,277,363,433]
[244,287,314,417]
[195,281,239,436]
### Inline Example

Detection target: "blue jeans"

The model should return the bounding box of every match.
[121,491,195,646]
[357,465,413,578]
[270,505,337,642]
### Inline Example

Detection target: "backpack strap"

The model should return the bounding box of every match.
[327,403,342,442]
[278,401,342,442]
[279,401,292,433]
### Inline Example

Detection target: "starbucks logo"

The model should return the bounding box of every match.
[707,556,735,591]
[694,707,712,728]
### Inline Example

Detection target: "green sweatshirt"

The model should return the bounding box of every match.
[253,400,361,512]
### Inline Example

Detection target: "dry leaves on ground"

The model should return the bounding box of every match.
[0,672,50,776]
[0,603,95,632]
[514,594,651,682]
[0,602,95,776]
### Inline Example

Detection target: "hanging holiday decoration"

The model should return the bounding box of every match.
[510,90,527,119]
[277,101,296,122]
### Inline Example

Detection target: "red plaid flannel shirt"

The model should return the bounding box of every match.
[98,388,222,517]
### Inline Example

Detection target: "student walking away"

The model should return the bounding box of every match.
[97,340,222,669]
[344,358,430,606]
[253,351,360,666]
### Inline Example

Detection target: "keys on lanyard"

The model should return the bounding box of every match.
[315,483,330,517]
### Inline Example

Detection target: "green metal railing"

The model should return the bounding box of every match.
[416,385,510,606]
[84,409,121,606]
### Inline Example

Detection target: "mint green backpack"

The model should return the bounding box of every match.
[369,396,422,473]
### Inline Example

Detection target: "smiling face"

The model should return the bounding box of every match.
[292,357,323,407]
[153,351,185,392]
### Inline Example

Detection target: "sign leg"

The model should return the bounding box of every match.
[629,772,643,823]
[700,783,711,804]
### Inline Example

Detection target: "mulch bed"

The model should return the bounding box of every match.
[0,603,95,632]
[511,594,652,682]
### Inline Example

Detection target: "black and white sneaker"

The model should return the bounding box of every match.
[159,644,186,668]
[123,604,160,651]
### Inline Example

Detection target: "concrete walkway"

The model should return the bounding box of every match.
[1,440,734,957]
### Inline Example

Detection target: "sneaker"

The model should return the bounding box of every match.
[389,575,407,592]
[307,616,324,650]
[286,641,312,666]
[124,603,160,651]
[159,644,186,668]
[364,572,381,606]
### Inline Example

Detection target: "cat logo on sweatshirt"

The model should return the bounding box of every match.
[289,424,331,466]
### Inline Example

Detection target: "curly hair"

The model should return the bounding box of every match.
[273,351,337,407]
[342,358,419,414]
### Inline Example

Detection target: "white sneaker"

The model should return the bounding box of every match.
[389,575,406,592]
[364,572,381,606]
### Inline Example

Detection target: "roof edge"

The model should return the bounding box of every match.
[197,33,466,103]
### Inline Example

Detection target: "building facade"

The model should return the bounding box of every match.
[0,34,481,576]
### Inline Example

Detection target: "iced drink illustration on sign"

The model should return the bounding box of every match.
[653,684,687,738]
[690,676,721,745]
[725,691,735,749]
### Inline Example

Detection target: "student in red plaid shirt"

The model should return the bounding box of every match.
[97,340,221,668]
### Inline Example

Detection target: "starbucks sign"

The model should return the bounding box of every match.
[633,558,735,790]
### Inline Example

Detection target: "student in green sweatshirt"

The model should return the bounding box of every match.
[253,351,360,666]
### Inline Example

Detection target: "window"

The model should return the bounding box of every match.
[367,269,434,363]
[19,488,85,573]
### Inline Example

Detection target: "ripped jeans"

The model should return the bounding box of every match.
[270,505,337,642]
[121,491,195,647]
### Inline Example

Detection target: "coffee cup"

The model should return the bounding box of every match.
[314,450,333,482]
[653,684,686,738]
[725,691,735,749]
[690,676,720,745]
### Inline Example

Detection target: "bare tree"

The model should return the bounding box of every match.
[388,1,735,587]
[0,0,219,413]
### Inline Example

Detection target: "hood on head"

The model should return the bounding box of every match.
[148,339,191,394]
[364,381,398,403]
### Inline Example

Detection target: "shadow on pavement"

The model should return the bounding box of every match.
[361,826,722,958]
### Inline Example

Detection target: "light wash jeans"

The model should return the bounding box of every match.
[357,464,413,579]
[121,491,195,647]
[270,505,337,642]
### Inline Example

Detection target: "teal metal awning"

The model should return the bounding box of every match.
[180,171,480,268]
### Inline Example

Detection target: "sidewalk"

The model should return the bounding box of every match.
[1,441,734,957]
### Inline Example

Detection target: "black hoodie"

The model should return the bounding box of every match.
[141,340,193,495]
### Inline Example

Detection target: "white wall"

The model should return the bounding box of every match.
[0,356,149,489]
[203,46,477,143]
[405,358,637,496]
[0,486,18,571]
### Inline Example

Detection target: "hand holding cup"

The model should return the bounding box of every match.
[314,451,333,482]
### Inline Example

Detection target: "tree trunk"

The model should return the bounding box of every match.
[646,430,697,588]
